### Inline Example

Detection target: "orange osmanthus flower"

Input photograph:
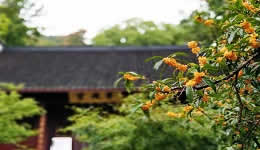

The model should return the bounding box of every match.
[163,86,171,92]
[242,2,259,13]
[163,57,177,67]
[123,73,140,81]
[185,72,205,87]
[187,41,198,49]
[193,72,206,84]
[205,87,212,91]
[249,33,260,48]
[155,92,167,101]
[217,57,223,63]
[183,105,193,113]
[224,51,238,61]
[202,94,209,102]
[198,56,207,67]
[238,70,243,78]
[185,80,197,87]
[188,41,201,55]
[220,47,228,53]
[141,100,156,111]
[163,57,188,72]
[240,20,255,34]
[176,64,188,72]
[204,19,214,26]
[191,47,200,54]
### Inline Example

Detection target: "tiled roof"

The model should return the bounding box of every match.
[0,46,193,91]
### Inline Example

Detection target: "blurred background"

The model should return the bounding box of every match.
[0,0,226,150]
[0,0,222,47]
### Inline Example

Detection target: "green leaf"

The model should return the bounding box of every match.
[128,72,139,76]
[202,64,218,73]
[118,72,126,75]
[144,56,163,62]
[125,80,134,93]
[153,60,163,70]
[114,77,123,87]
[203,77,217,93]
[169,52,189,57]
[130,103,143,114]
[186,87,193,102]
[228,28,239,44]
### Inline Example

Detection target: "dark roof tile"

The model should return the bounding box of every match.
[0,46,194,90]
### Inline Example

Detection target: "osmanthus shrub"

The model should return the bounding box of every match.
[64,95,218,150]
[117,1,260,149]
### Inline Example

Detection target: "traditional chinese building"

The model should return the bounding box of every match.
[0,45,191,150]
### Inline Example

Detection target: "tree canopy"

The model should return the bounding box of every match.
[35,29,86,46]
[0,84,44,144]
[0,0,40,46]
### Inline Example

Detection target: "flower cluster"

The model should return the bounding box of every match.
[198,56,207,67]
[163,57,188,72]
[240,20,259,48]
[155,92,167,101]
[141,100,156,111]
[218,46,238,61]
[217,57,223,63]
[202,94,209,102]
[240,20,255,34]
[249,33,260,48]
[123,73,141,81]
[183,105,193,113]
[194,16,214,26]
[224,51,238,61]
[185,72,206,87]
[187,41,201,55]
[141,84,169,111]
[242,1,259,13]
[204,19,214,26]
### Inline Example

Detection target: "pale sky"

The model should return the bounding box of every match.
[30,0,207,39]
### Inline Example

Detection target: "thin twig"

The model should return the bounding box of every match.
[168,52,259,92]
[234,70,243,126]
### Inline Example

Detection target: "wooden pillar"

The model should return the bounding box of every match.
[37,115,47,150]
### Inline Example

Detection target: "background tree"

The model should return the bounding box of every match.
[35,29,87,46]
[91,17,219,46]
[0,0,41,46]
[63,29,86,46]
[92,0,230,47]
[0,84,44,144]
[65,94,218,150]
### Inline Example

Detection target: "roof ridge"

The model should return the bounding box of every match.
[4,45,189,52]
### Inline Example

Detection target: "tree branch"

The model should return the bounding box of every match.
[234,70,243,127]
[195,51,259,90]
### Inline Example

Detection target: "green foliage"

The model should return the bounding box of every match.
[92,18,217,46]
[65,94,218,150]
[114,0,260,149]
[0,83,44,144]
[35,36,66,46]
[0,0,40,46]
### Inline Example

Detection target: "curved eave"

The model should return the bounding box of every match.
[19,87,126,93]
